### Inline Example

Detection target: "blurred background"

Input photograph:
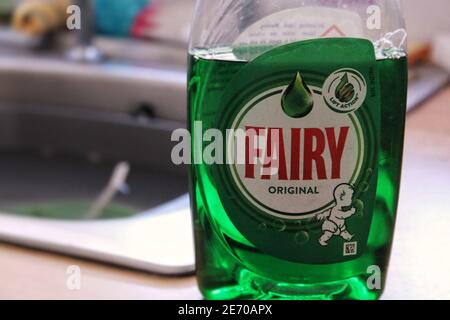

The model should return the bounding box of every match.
[0,0,193,221]
[0,0,197,277]
[0,0,449,299]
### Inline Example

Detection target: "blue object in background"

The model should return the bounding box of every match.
[95,0,150,36]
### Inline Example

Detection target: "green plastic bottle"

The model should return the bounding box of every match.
[188,0,407,300]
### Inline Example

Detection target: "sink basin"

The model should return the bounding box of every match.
[0,103,194,273]
[0,46,193,274]
[0,151,186,219]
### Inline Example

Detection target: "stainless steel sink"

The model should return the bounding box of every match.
[0,38,187,121]
[0,38,194,274]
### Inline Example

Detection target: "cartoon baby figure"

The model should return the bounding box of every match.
[317,184,356,246]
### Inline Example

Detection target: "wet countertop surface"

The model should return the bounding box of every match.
[0,87,450,300]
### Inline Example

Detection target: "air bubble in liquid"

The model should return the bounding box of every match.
[360,182,370,193]
[258,222,268,230]
[273,219,287,232]
[354,199,365,217]
[294,231,310,245]
[374,29,407,60]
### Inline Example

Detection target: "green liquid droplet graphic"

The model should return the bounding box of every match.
[335,73,355,103]
[281,72,314,118]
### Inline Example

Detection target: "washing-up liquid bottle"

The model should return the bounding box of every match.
[188,0,407,300]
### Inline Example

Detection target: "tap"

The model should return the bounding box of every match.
[66,0,103,63]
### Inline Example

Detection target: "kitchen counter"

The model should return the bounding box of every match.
[0,87,450,300]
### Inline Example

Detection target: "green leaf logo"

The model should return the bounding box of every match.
[281,72,314,118]
[335,73,355,103]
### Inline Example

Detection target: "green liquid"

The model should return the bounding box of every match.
[8,201,137,220]
[188,49,407,300]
